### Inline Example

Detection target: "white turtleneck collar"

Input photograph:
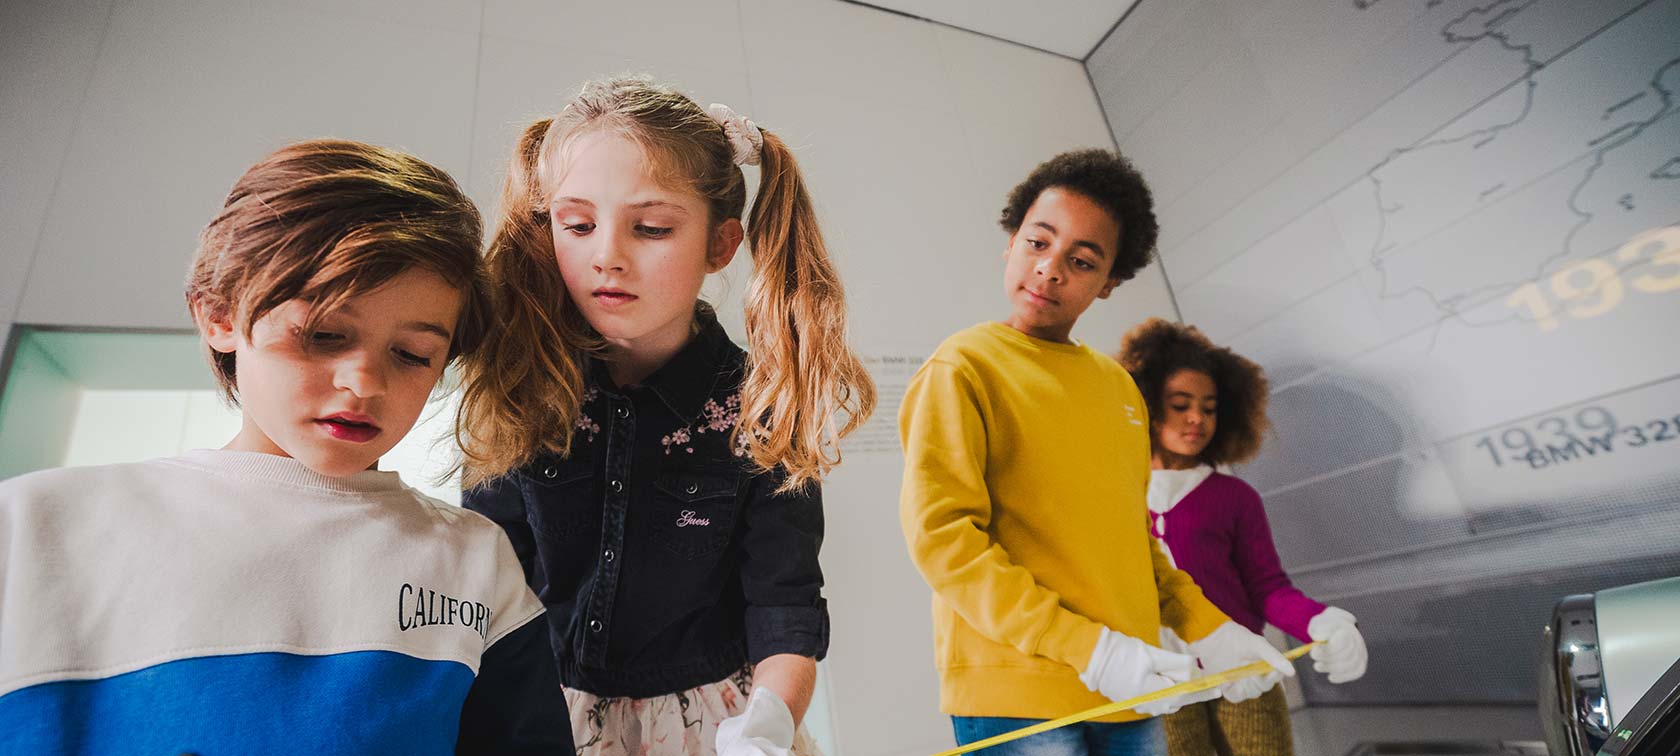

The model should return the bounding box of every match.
[1147,464,1214,514]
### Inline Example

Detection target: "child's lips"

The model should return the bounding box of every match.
[1023,288,1059,306]
[315,414,381,443]
[593,289,638,307]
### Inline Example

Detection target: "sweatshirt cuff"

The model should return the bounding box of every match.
[1176,606,1232,645]
[1037,610,1103,670]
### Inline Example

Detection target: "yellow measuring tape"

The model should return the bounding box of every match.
[930,642,1320,756]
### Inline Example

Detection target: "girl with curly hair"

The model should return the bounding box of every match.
[1118,318,1369,756]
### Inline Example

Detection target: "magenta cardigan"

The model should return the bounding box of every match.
[1148,472,1324,642]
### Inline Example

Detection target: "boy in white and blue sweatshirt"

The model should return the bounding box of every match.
[0,140,571,755]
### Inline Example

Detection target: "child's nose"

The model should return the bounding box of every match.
[591,228,629,273]
[1035,257,1064,282]
[336,351,387,398]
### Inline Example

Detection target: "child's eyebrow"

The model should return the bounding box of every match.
[627,200,690,214]
[402,321,454,340]
[1031,221,1109,258]
[552,197,689,215]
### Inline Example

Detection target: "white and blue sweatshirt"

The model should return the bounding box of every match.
[0,449,573,755]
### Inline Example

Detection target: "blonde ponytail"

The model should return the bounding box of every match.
[737,130,876,492]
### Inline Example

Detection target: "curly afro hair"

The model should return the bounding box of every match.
[1117,318,1270,466]
[999,148,1158,283]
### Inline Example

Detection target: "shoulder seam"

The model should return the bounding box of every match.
[486,605,546,648]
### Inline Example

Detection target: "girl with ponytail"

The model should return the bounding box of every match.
[457,77,874,756]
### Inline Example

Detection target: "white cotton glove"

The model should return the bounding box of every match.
[715,687,796,756]
[1187,622,1294,703]
[1219,666,1281,703]
[1136,673,1223,716]
[1307,607,1368,684]
[1080,627,1211,716]
[1134,627,1222,715]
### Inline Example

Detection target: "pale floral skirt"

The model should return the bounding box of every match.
[566,666,824,756]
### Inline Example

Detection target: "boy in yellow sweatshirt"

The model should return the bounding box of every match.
[899,150,1295,755]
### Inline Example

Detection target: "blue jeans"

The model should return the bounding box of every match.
[951,716,1166,756]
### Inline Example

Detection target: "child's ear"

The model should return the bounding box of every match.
[193,301,240,354]
[1096,275,1121,300]
[707,218,744,273]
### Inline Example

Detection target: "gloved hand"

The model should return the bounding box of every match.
[1307,607,1368,683]
[1132,628,1222,715]
[1136,676,1223,716]
[715,687,795,756]
[1080,627,1204,715]
[1188,622,1294,703]
[1219,666,1282,703]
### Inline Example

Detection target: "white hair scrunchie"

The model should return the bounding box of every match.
[706,103,763,166]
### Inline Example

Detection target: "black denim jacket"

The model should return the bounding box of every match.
[463,309,829,698]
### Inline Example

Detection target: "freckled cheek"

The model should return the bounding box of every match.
[389,387,433,428]
[294,364,345,408]
[367,365,427,414]
[241,347,295,386]
[554,246,585,276]
[559,272,593,303]
[651,249,714,294]
[553,257,597,302]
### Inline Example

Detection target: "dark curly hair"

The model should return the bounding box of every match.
[999,148,1158,282]
[1117,318,1270,466]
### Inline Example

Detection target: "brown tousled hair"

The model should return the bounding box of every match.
[185,138,487,403]
[1117,318,1270,466]
[457,77,875,491]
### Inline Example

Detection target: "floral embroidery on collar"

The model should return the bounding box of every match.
[662,394,748,457]
[575,388,602,444]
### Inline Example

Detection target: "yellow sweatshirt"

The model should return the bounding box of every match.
[898,322,1229,721]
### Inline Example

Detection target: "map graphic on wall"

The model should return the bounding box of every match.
[1105,0,1679,704]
